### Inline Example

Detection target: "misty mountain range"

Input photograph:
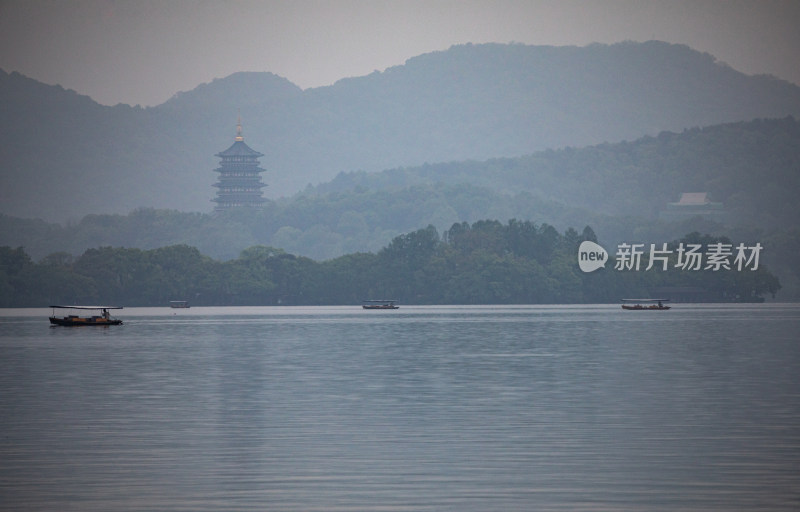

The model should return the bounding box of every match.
[2,40,800,221]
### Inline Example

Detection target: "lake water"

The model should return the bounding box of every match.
[1,304,799,511]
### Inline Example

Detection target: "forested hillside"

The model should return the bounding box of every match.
[2,117,799,299]
[3,116,798,259]
[2,41,800,220]
[317,116,800,229]
[0,222,780,307]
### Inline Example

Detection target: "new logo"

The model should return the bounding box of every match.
[578,241,608,272]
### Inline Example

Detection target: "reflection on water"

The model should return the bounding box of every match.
[1,305,799,511]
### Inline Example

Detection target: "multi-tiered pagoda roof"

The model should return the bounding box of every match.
[212,119,267,211]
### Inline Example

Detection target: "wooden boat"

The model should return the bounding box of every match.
[621,299,670,310]
[169,301,190,308]
[362,300,399,310]
[49,305,123,325]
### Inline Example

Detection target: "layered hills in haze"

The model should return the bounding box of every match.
[2,41,800,221]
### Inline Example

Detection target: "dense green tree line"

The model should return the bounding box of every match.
[0,221,780,307]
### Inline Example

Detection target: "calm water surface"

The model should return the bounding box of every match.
[1,304,798,511]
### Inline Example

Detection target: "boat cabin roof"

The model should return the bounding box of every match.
[50,305,123,310]
[621,299,669,302]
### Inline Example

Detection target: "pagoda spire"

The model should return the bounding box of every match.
[235,113,244,141]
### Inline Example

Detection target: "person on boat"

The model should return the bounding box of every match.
[102,309,110,320]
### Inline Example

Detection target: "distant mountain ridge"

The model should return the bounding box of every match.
[2,41,800,220]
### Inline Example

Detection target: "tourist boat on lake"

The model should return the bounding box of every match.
[362,300,399,310]
[49,305,124,326]
[169,301,190,308]
[621,299,671,310]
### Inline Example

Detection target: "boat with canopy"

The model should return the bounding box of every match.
[49,305,124,325]
[621,299,670,310]
[362,300,399,310]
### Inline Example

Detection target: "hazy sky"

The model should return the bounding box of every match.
[1,0,798,107]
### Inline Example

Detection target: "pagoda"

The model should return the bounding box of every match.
[212,118,267,211]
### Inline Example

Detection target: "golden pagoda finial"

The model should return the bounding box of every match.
[235,112,244,141]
